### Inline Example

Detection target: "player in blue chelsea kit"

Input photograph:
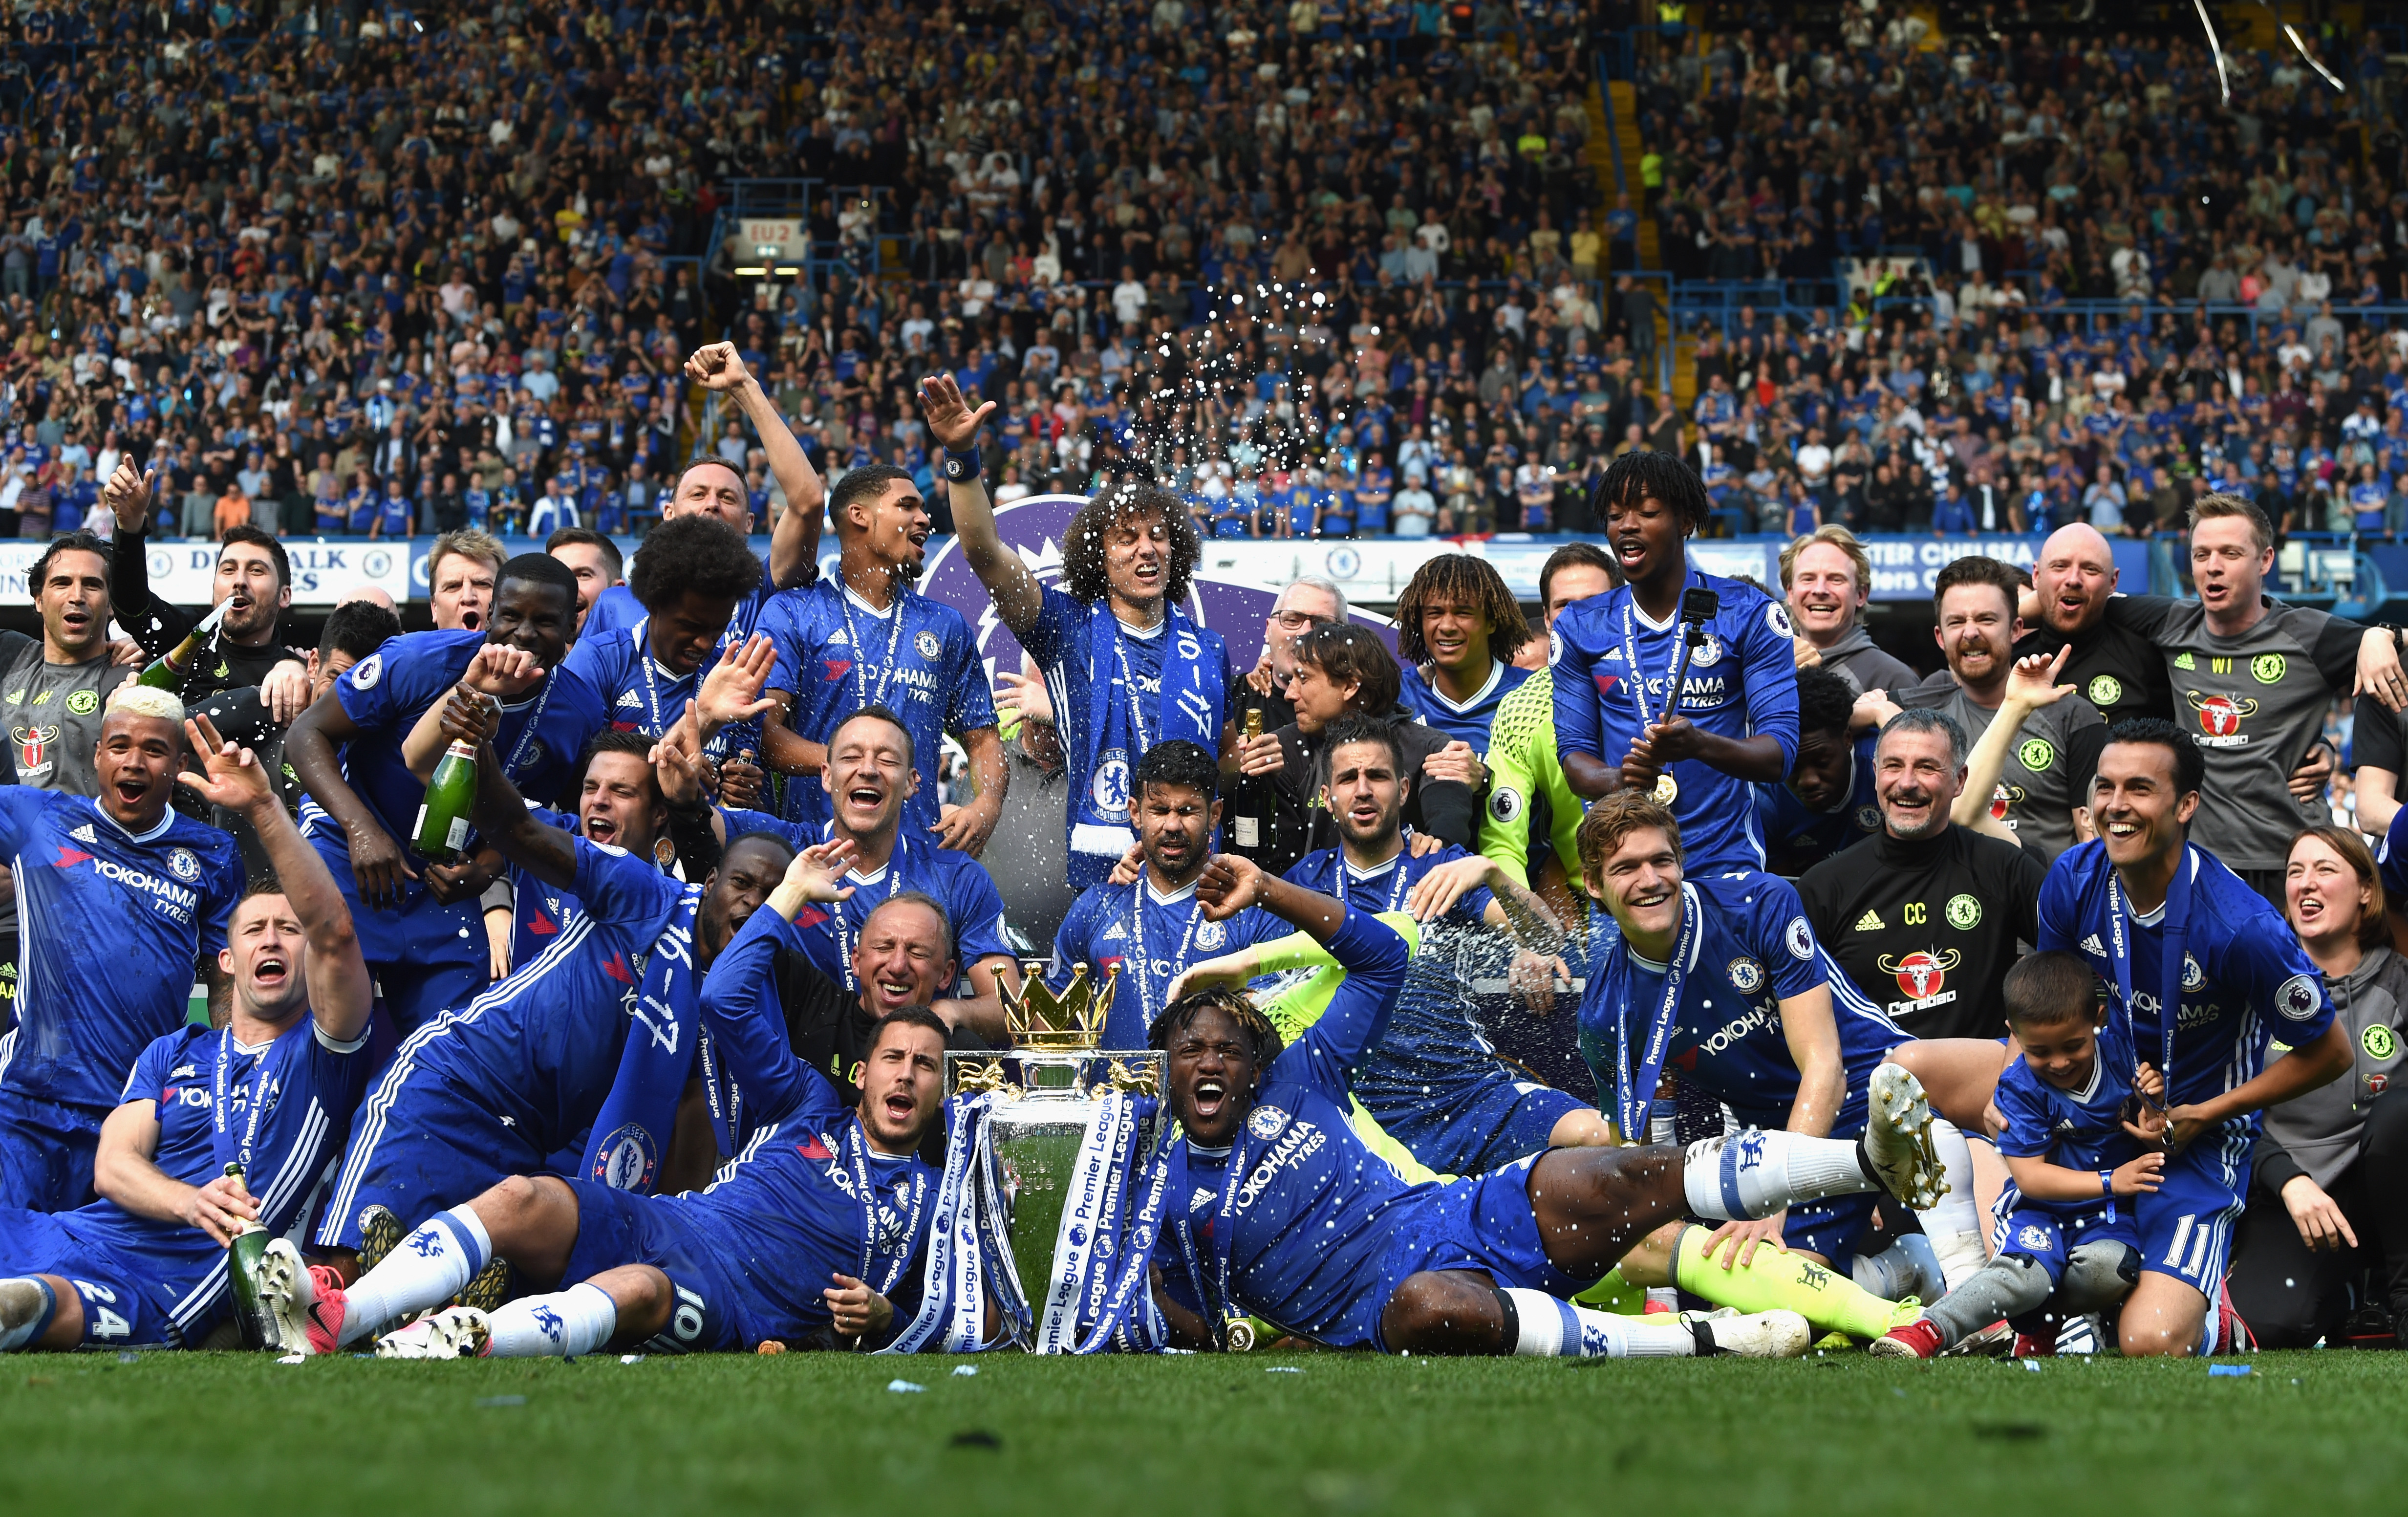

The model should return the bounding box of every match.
[309,699,793,1279]
[1265,714,1608,1170]
[758,463,1006,855]
[0,714,372,1353]
[1877,952,2165,1358]
[283,838,947,1359]
[1554,450,1800,875]
[1755,667,1882,876]
[0,686,244,1214]
[559,514,767,756]
[1143,853,1949,1358]
[1577,789,1949,1283]
[924,374,1234,890]
[2039,720,2351,1355]
[1392,555,1531,752]
[677,702,1019,1040]
[580,343,823,642]
[284,554,605,1033]
[1049,740,1285,1050]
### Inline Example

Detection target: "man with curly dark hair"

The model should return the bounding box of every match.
[920,373,1234,889]
[560,513,768,757]
[1393,553,1531,758]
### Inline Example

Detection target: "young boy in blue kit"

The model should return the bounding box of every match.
[1873,951,2167,1358]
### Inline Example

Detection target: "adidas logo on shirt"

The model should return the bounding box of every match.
[2080,934,2106,955]
[1101,919,1127,943]
[1853,909,1884,931]
[1191,1188,1217,1211]
[615,689,642,709]
[70,824,95,844]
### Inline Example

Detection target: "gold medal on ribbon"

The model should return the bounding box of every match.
[1652,773,1678,805]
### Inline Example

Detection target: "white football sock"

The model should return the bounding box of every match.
[486,1283,618,1360]
[0,1277,57,1352]
[1497,1288,1695,1359]
[340,1208,491,1346]
[1682,1128,1872,1220]
[1914,1120,1988,1290]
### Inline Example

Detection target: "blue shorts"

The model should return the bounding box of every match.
[0,1210,197,1348]
[1991,1197,2142,1289]
[559,1179,752,1352]
[314,1046,547,1253]
[1361,1075,1588,1177]
[1368,1156,1595,1353]
[316,841,489,1035]
[0,1087,105,1213]
[1780,1192,1881,1267]
[2134,1121,2253,1295]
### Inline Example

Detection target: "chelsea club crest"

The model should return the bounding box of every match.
[1092,748,1132,817]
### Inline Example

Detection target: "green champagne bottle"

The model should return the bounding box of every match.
[411,739,479,862]
[136,599,232,692]
[223,1162,278,1351]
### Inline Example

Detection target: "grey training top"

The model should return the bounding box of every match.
[1897,672,2107,867]
[2260,944,2408,1190]
[1815,623,1921,697]
[2105,594,2365,871]
[0,634,115,799]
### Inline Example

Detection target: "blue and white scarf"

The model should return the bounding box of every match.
[579,885,705,1193]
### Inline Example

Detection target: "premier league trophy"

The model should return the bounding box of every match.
[886,959,1171,1354]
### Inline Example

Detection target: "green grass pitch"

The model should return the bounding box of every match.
[5,1349,2405,1515]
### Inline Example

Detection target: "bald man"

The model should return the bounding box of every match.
[2010,523,2172,727]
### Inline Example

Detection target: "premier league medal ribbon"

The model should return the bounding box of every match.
[2106,844,2192,1145]
[1616,882,1701,1143]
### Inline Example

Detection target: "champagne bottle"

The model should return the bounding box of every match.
[1228,706,1278,863]
[411,739,479,862]
[222,1161,278,1351]
[135,599,232,692]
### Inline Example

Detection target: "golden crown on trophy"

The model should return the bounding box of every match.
[999,958,1119,1051]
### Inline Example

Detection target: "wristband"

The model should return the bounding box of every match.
[2100,1169,2115,1198]
[942,447,983,481]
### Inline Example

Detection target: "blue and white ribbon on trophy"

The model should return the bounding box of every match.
[883,1089,1172,1355]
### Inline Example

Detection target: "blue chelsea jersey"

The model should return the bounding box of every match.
[1397,660,1529,753]
[1551,569,1802,876]
[756,580,997,840]
[2039,841,2335,1113]
[322,629,605,847]
[1753,734,1881,875]
[1576,872,1905,1134]
[1990,1019,2148,1216]
[415,839,692,1149]
[1148,910,1419,1348]
[0,790,244,1110]
[1049,874,1285,1049]
[72,1017,372,1288]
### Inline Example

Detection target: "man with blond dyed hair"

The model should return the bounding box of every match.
[0,684,245,1212]
[1779,525,1915,695]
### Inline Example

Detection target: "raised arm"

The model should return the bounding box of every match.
[180,714,373,1044]
[1195,853,1409,1081]
[698,839,861,1127]
[919,372,1042,637]
[102,459,193,654]
[285,682,418,910]
[452,698,579,891]
[688,343,822,588]
[1950,648,2070,834]
[401,642,548,782]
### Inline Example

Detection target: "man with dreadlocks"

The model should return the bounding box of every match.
[921,373,1234,890]
[1142,851,1951,1358]
[1553,450,1802,876]
[1394,554,1531,760]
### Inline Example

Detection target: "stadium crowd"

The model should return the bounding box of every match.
[0,0,2404,1372]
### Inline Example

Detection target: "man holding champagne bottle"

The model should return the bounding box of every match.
[0,713,372,1353]
[282,554,604,1034]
